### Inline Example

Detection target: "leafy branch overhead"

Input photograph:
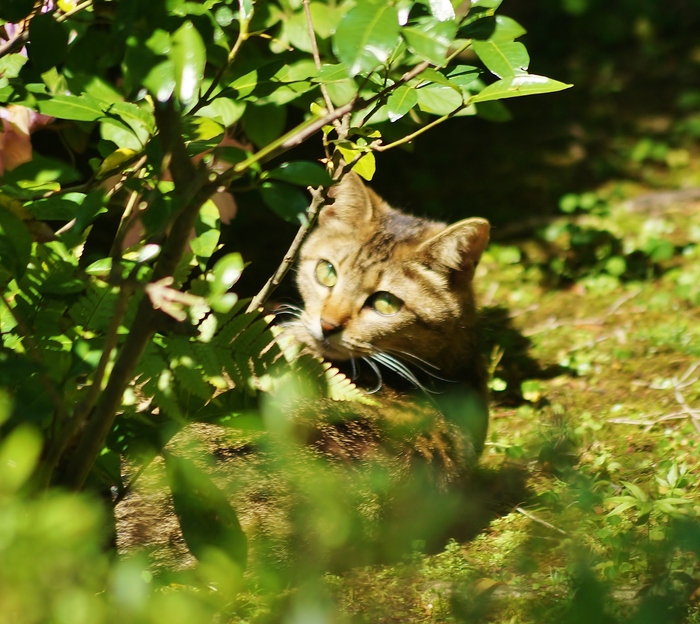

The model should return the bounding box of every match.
[0,0,569,569]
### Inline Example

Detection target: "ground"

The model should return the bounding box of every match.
[118,184,700,623]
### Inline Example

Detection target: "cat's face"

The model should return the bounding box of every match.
[290,173,489,371]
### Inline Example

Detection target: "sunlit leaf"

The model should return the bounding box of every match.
[427,0,455,21]
[416,84,463,115]
[387,85,418,122]
[171,22,206,104]
[470,74,572,103]
[473,40,529,79]
[210,253,245,296]
[402,18,456,66]
[36,94,104,121]
[333,1,400,76]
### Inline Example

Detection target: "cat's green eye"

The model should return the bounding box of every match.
[370,291,403,316]
[315,260,337,287]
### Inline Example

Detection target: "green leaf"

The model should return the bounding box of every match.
[473,40,529,79]
[171,21,206,104]
[333,1,400,76]
[164,453,247,568]
[0,425,42,495]
[260,181,309,222]
[446,65,481,88]
[475,100,511,121]
[28,13,68,74]
[195,98,246,127]
[216,147,248,165]
[143,59,176,102]
[210,253,245,296]
[267,161,332,187]
[387,85,418,122]
[314,64,358,106]
[0,209,32,279]
[336,148,376,181]
[107,101,155,138]
[239,0,254,23]
[416,84,463,115]
[402,18,457,66]
[461,15,526,42]
[622,481,649,502]
[101,118,143,151]
[0,54,28,80]
[489,16,527,41]
[243,104,286,149]
[191,201,220,259]
[470,75,573,103]
[35,94,105,121]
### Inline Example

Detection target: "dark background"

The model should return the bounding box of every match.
[229,0,700,299]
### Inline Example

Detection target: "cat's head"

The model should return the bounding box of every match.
[290,173,490,371]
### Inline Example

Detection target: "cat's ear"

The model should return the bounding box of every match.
[319,171,382,226]
[418,218,490,274]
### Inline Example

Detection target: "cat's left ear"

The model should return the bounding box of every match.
[418,218,490,275]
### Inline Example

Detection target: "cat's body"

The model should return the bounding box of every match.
[286,172,490,482]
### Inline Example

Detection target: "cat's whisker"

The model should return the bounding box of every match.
[382,348,442,371]
[362,357,383,394]
[370,352,436,394]
[272,304,302,319]
[350,354,358,380]
[382,348,457,384]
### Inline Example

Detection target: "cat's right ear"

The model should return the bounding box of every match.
[319,171,378,226]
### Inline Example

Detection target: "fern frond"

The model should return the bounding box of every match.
[68,281,119,332]
[322,362,379,406]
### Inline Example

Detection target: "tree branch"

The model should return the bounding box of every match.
[61,102,219,490]
[246,157,359,312]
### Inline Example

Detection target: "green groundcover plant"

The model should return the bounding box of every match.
[0,0,572,620]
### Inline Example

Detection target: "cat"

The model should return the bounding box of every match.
[283,171,491,483]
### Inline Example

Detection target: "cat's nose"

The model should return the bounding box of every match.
[320,318,343,337]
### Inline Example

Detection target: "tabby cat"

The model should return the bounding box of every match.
[285,172,491,482]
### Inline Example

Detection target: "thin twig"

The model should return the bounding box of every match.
[114,458,152,505]
[246,157,363,313]
[190,0,250,115]
[302,0,335,118]
[516,506,568,536]
[607,287,644,316]
[373,103,468,151]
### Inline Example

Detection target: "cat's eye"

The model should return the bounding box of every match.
[315,260,337,287]
[369,291,403,316]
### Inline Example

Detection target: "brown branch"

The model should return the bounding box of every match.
[302,0,336,118]
[35,280,133,489]
[246,158,359,313]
